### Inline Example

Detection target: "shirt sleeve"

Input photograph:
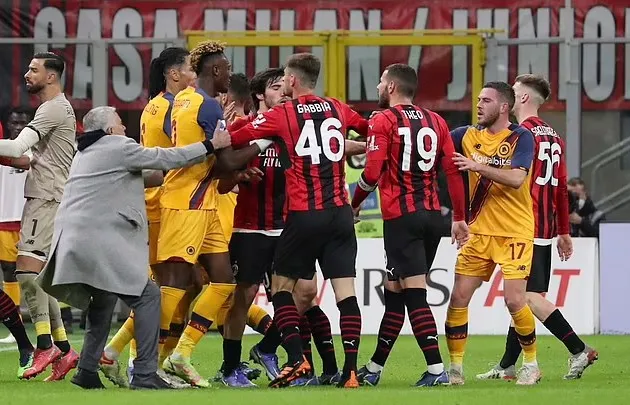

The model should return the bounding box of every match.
[228,115,253,132]
[230,107,283,148]
[343,103,369,137]
[27,101,65,140]
[450,126,469,155]
[511,128,535,171]
[162,105,173,140]
[197,97,225,141]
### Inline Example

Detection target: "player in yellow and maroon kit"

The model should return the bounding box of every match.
[445,82,541,386]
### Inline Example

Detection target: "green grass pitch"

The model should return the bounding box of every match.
[0,329,627,405]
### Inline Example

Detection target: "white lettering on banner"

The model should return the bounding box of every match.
[112,8,143,102]
[406,8,428,80]
[33,7,68,87]
[348,9,381,101]
[152,10,179,59]
[204,9,247,73]
[313,10,337,96]
[255,10,271,73]
[583,6,616,102]
[248,238,598,335]
[26,4,630,105]
[448,9,469,101]
[517,8,550,78]
[74,9,102,99]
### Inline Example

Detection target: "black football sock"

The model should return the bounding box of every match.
[499,326,522,369]
[371,289,405,367]
[271,291,303,364]
[256,319,283,354]
[305,305,338,375]
[543,309,586,355]
[337,296,361,374]
[254,314,273,335]
[222,338,242,376]
[299,315,314,374]
[0,290,33,353]
[404,288,443,371]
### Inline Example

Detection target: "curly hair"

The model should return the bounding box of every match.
[190,40,227,74]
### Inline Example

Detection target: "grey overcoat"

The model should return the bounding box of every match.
[38,133,208,310]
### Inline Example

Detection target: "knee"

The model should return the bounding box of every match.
[293,281,317,312]
[504,292,527,313]
[450,286,472,308]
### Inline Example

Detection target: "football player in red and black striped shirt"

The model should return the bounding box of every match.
[230,53,369,388]
[350,64,468,387]
[477,74,597,381]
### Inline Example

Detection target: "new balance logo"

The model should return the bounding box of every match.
[343,340,356,347]
[518,265,526,271]
[379,337,392,346]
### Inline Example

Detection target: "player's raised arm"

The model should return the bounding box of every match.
[343,103,369,136]
[216,115,271,172]
[350,113,389,211]
[0,102,64,158]
[230,108,282,148]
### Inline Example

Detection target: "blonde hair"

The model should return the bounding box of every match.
[190,40,227,74]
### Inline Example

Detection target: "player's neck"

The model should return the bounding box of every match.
[486,117,512,135]
[234,105,245,117]
[389,97,413,107]
[291,87,313,99]
[516,106,539,124]
[197,77,217,97]
[165,81,182,96]
[38,85,62,103]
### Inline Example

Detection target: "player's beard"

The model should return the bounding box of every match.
[377,91,390,108]
[478,108,500,127]
[26,82,44,94]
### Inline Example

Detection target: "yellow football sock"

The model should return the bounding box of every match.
[129,339,137,360]
[52,327,67,343]
[159,286,186,356]
[445,306,469,365]
[3,281,20,305]
[173,283,235,360]
[106,316,135,359]
[160,291,193,363]
[215,292,234,333]
[511,305,537,364]
[34,321,51,337]
[247,304,270,331]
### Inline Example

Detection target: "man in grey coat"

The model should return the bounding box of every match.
[37,106,230,389]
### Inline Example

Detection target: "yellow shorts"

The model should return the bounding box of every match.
[148,221,161,266]
[157,208,228,264]
[0,230,19,262]
[217,192,237,243]
[455,234,533,282]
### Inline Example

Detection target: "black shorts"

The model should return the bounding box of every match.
[273,205,357,280]
[230,232,277,286]
[526,244,552,293]
[383,210,442,281]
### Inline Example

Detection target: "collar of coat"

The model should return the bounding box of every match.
[77,129,108,151]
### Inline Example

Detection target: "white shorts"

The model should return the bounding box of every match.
[17,198,58,261]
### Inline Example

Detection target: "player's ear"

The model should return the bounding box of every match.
[387,81,395,94]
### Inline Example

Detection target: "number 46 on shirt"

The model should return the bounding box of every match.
[296,118,345,165]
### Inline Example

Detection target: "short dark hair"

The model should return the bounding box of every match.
[33,52,65,77]
[228,73,250,104]
[515,73,551,102]
[148,47,190,99]
[385,64,418,98]
[250,67,284,111]
[8,106,34,118]
[568,177,585,187]
[190,40,226,75]
[286,53,320,89]
[483,81,515,110]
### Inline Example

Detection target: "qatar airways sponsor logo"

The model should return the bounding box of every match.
[471,152,511,167]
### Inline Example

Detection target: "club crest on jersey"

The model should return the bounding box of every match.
[497,142,512,158]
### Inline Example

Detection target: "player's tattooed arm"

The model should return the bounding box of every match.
[344,139,367,156]
[0,155,30,170]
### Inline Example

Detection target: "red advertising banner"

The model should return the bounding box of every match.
[1,0,629,112]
